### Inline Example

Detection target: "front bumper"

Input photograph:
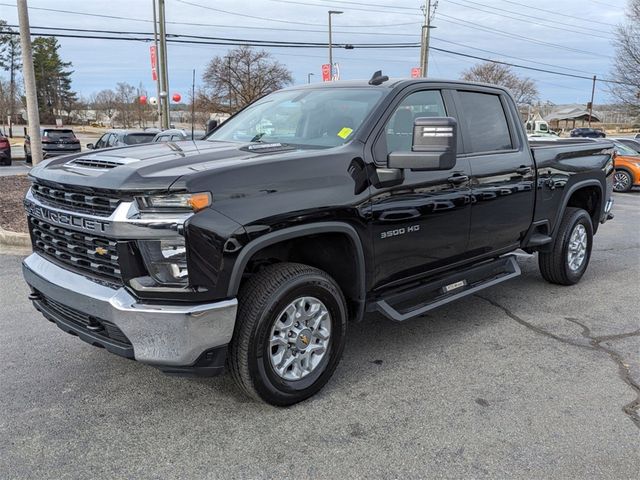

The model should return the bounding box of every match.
[23,253,237,373]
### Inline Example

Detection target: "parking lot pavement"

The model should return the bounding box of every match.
[0,161,31,177]
[0,193,638,479]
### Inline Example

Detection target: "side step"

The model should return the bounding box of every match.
[373,256,521,322]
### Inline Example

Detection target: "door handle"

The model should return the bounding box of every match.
[379,208,421,221]
[516,166,532,175]
[447,174,469,185]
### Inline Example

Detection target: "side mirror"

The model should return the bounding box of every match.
[388,117,457,171]
[206,119,218,134]
[86,143,94,150]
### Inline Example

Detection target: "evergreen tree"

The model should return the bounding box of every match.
[32,37,77,123]
[0,19,22,133]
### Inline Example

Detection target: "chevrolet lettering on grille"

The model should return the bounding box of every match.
[25,201,109,233]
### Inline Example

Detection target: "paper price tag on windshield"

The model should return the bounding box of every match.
[337,127,353,139]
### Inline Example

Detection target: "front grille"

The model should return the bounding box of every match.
[30,216,122,283]
[31,182,120,217]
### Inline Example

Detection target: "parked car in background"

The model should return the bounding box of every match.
[612,137,640,154]
[87,129,158,150]
[24,128,81,163]
[152,128,207,142]
[570,127,606,138]
[0,129,11,166]
[609,139,640,192]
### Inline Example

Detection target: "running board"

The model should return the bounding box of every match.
[373,256,521,322]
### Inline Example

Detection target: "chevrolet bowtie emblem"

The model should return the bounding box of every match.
[94,247,108,256]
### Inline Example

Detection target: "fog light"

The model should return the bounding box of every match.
[138,238,188,286]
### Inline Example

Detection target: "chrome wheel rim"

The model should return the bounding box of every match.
[613,171,630,192]
[567,224,587,271]
[269,296,331,381]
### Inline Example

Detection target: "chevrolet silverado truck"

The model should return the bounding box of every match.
[22,74,615,405]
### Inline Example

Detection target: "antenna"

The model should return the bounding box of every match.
[368,70,389,86]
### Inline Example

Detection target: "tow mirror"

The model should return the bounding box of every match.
[388,117,457,171]
[206,119,218,134]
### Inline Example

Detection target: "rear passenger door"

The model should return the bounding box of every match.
[454,89,535,255]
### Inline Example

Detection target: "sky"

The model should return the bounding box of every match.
[0,0,628,105]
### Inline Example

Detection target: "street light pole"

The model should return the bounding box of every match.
[16,0,42,165]
[328,10,342,81]
[152,0,162,128]
[307,73,314,84]
[157,0,170,129]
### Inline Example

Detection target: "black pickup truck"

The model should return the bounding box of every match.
[22,75,615,405]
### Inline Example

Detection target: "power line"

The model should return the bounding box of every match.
[174,0,418,27]
[0,27,630,87]
[437,14,611,58]
[497,0,618,28]
[446,0,615,40]
[265,0,614,57]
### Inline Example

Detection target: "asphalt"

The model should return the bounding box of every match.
[0,193,638,479]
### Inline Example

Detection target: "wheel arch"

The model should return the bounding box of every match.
[554,180,602,236]
[227,222,367,322]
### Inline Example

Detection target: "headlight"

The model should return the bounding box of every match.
[138,237,188,286]
[136,192,211,212]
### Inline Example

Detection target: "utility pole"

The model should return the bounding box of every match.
[588,75,596,127]
[157,0,170,129]
[152,0,162,128]
[420,0,436,77]
[17,0,42,164]
[328,10,343,81]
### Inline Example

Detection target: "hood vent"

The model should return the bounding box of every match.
[69,155,139,169]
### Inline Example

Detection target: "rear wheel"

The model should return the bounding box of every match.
[539,207,593,285]
[24,148,32,164]
[613,170,632,193]
[228,262,348,406]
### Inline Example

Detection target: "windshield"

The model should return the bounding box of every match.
[208,88,385,148]
[614,141,638,156]
[124,133,157,145]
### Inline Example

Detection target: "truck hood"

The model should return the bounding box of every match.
[29,140,300,192]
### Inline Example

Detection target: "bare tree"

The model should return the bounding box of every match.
[93,89,118,126]
[114,82,137,128]
[461,61,538,106]
[609,0,640,116]
[202,46,293,114]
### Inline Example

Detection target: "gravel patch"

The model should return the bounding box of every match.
[0,175,30,233]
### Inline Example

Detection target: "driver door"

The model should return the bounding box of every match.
[368,88,473,289]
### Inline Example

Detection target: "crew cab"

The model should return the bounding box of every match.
[22,76,615,405]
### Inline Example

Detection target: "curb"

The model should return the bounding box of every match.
[0,226,31,248]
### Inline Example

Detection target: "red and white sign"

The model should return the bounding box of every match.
[321,63,331,82]
[411,67,421,78]
[150,45,158,81]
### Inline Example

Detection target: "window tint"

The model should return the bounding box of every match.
[106,134,117,147]
[457,91,512,153]
[157,135,170,142]
[385,90,446,153]
[170,134,183,141]
[95,134,108,148]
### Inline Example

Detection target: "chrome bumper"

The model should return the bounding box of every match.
[23,253,237,366]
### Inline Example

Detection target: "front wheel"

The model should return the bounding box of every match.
[228,262,348,406]
[613,170,633,193]
[538,207,593,285]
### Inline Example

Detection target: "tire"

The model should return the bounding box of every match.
[228,262,348,406]
[613,170,633,193]
[24,148,32,164]
[539,207,593,285]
